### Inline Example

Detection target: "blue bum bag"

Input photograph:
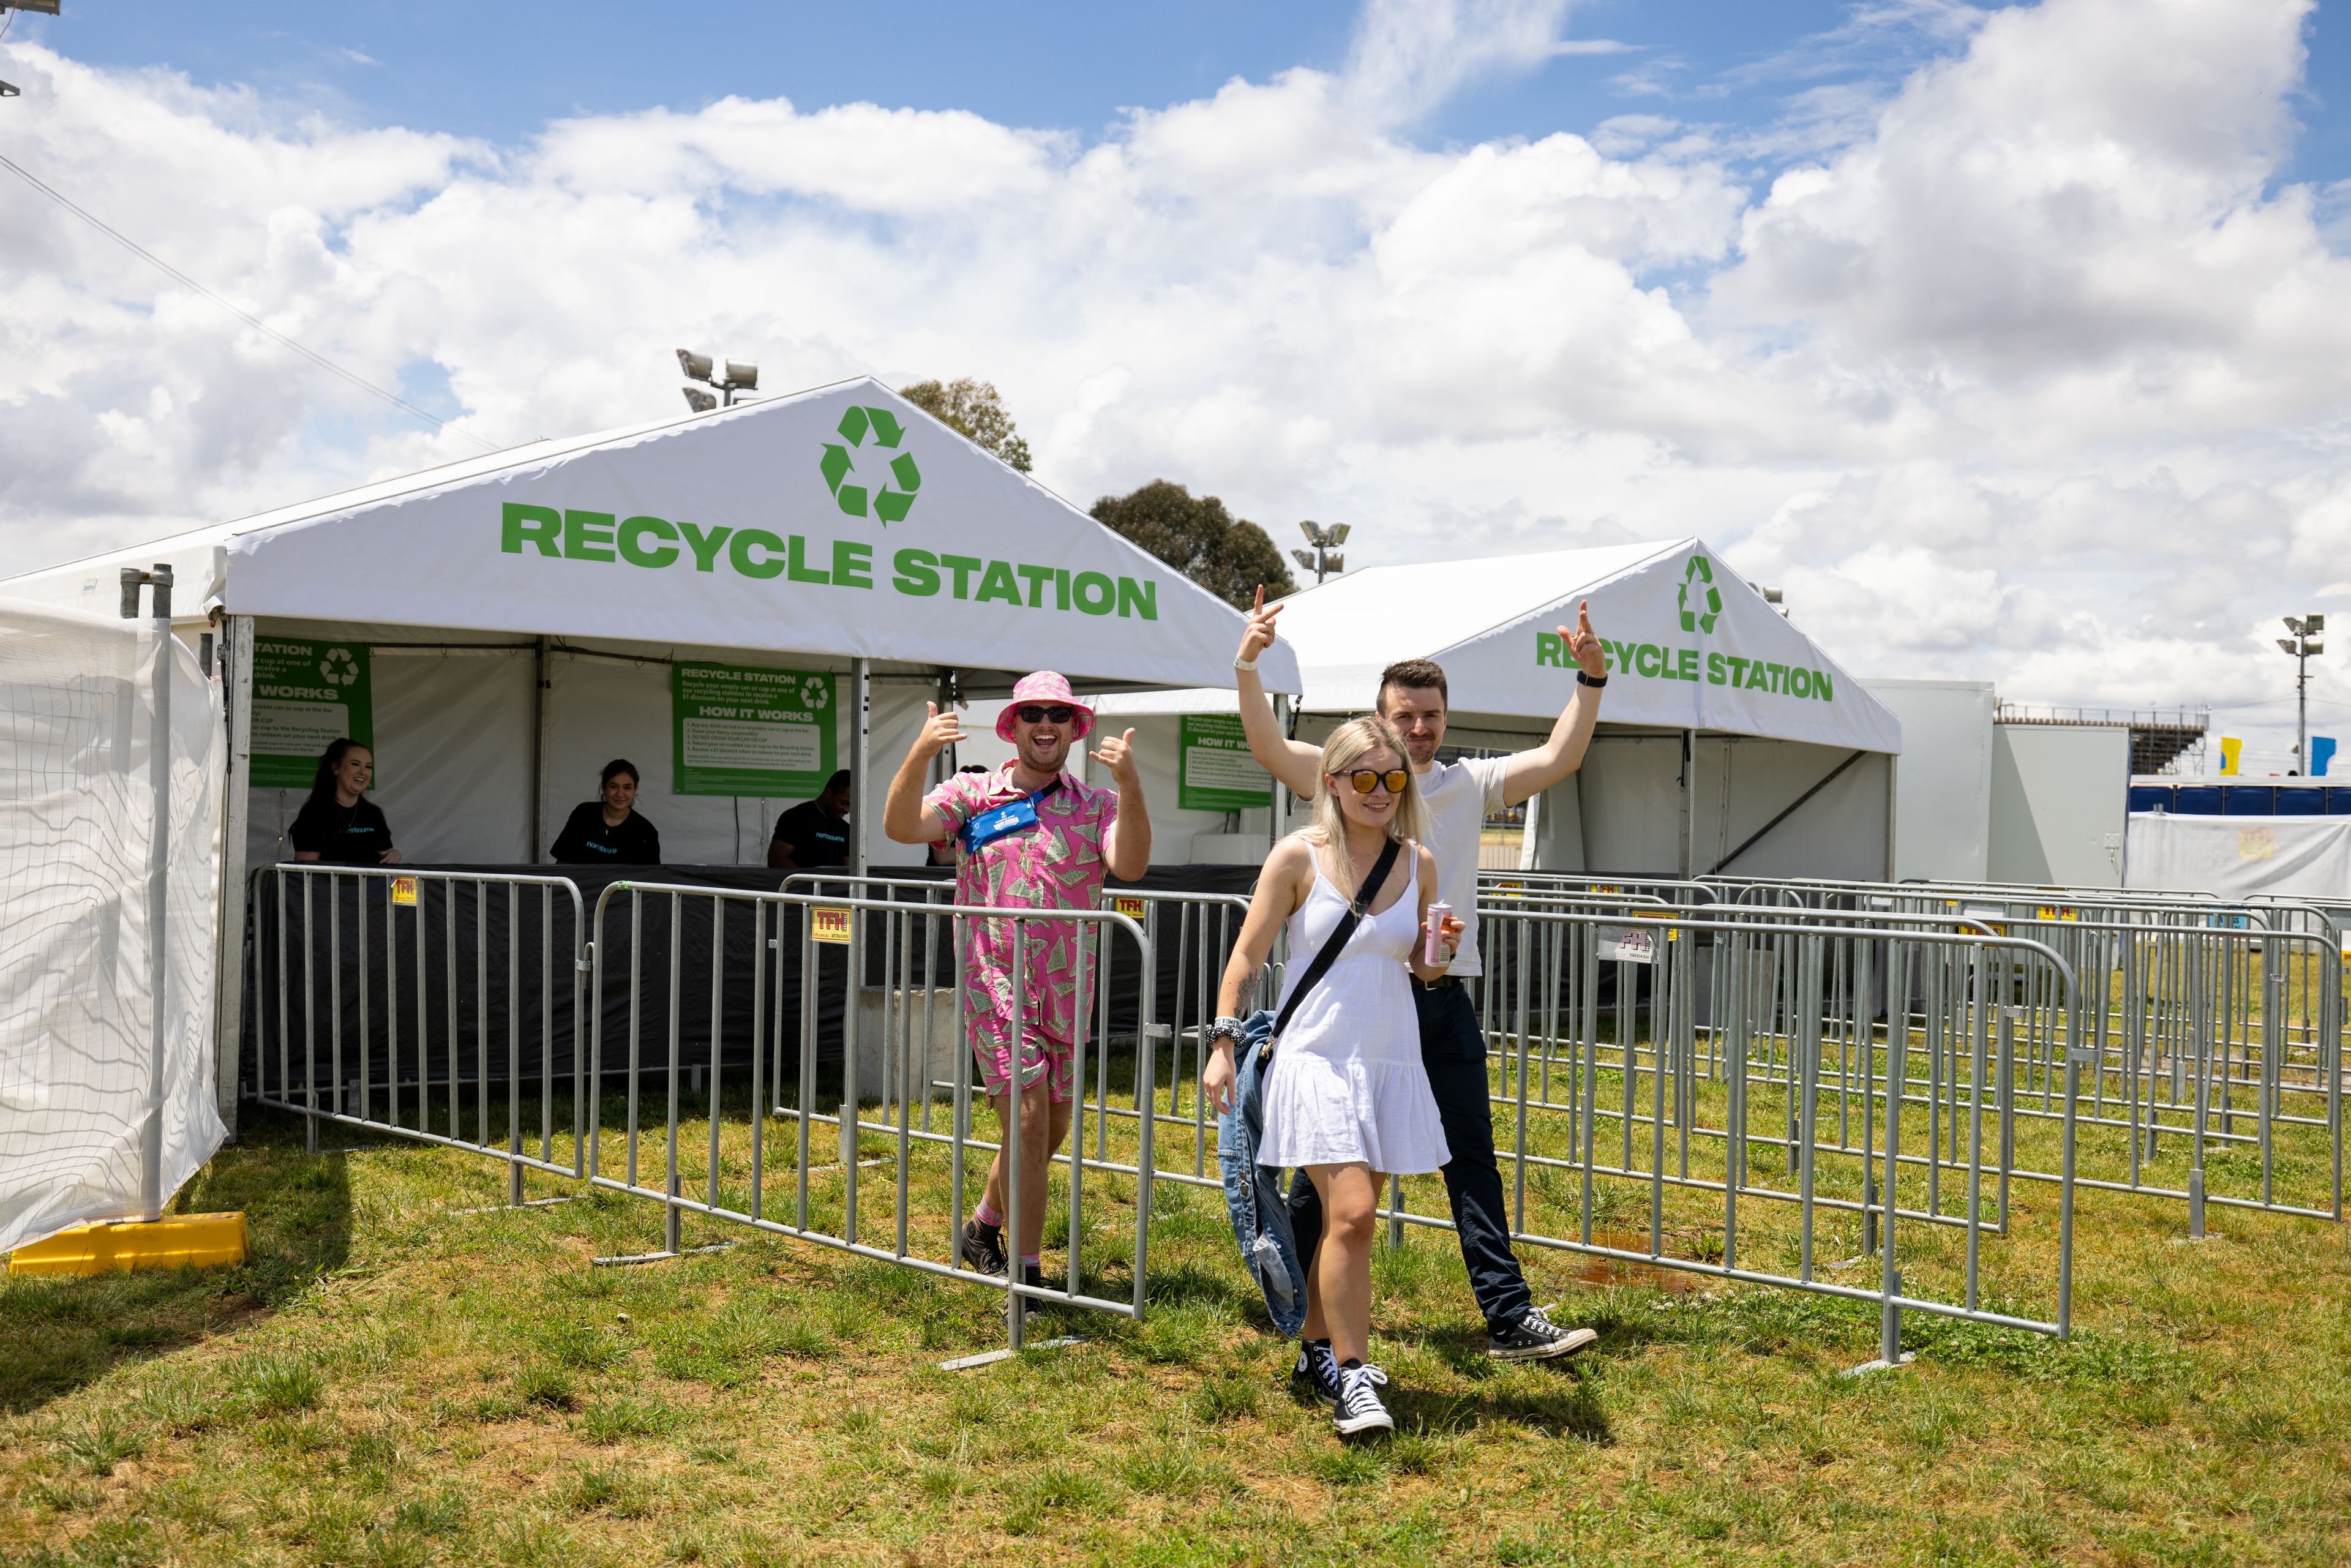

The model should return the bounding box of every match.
[960,780,1060,855]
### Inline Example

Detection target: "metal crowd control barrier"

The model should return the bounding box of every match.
[587,880,1157,1353]
[249,865,589,1201]
[782,873,1270,1202]
[1451,904,2083,1353]
[1700,877,2346,1225]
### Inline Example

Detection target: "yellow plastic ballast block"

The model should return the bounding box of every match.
[9,1212,250,1277]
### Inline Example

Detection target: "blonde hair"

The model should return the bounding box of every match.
[1307,715,1427,894]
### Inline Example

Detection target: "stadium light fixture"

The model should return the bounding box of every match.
[677,348,756,409]
[1294,521,1348,585]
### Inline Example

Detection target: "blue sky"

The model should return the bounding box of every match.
[16,1,2349,190]
[4,0,2350,746]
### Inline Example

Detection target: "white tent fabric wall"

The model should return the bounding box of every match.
[2126,813,2351,901]
[1268,538,1900,752]
[0,600,224,1255]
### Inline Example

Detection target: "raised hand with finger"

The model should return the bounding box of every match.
[1092,727,1141,786]
[1237,583,1284,669]
[1559,599,1607,680]
[915,700,966,759]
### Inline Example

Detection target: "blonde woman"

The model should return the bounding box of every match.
[1203,715,1463,1436]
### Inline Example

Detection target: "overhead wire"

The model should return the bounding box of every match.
[0,148,501,452]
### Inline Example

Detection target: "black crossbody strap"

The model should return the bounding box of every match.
[1270,836,1403,1043]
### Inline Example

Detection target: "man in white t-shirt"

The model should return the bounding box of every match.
[1232,590,1610,1365]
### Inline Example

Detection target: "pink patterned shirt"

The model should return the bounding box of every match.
[924,764,1121,1048]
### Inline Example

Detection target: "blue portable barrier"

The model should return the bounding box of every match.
[2222,786,2278,815]
[2127,785,2173,813]
[2276,786,2327,815]
[2172,786,2225,816]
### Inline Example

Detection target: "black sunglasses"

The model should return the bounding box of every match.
[1335,768,1409,795]
[1016,705,1076,724]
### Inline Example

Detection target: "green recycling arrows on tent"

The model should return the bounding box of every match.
[1678,555,1722,635]
[820,406,923,524]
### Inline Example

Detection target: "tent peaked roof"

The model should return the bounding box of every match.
[0,376,1298,694]
[1275,538,1900,753]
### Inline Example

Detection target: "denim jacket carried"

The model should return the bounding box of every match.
[1215,1011,1309,1338]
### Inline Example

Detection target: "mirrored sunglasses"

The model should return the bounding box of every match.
[1338,768,1409,795]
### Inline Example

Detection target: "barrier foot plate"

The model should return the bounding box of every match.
[450,1196,576,1217]
[939,1337,1083,1371]
[10,1213,250,1277]
[592,1240,737,1268]
[1839,1352,1914,1379]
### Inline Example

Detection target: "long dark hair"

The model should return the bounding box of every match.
[309,738,370,806]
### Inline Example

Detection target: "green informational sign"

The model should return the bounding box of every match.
[1179,714,1272,812]
[671,662,837,797]
[250,638,373,789]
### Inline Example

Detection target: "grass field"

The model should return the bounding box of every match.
[5,1077,2350,1567]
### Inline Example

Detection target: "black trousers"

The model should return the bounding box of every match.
[1286,979,1533,1332]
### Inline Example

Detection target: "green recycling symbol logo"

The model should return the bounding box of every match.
[319,648,361,687]
[820,406,922,525]
[798,675,830,710]
[1678,556,1722,636]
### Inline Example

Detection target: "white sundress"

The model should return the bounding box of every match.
[1256,851,1451,1176]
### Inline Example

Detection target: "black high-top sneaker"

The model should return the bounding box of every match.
[1330,1360,1393,1436]
[1292,1338,1342,1408]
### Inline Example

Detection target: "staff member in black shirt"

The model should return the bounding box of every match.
[288,738,401,865]
[550,759,662,865]
[768,769,852,870]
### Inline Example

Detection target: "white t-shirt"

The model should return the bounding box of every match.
[1415,755,1507,977]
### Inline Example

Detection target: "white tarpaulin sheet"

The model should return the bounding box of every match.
[0,376,1298,696]
[2126,812,2351,901]
[0,600,225,1254]
[1267,538,1900,752]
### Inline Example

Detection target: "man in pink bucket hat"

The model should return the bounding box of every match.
[883,670,1151,1293]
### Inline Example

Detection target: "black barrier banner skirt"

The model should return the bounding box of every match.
[242,862,1259,1097]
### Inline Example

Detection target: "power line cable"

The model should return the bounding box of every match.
[0,149,501,452]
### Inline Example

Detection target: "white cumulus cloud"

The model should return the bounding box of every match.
[1,0,2347,759]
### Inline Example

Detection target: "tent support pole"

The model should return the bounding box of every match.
[531,636,550,863]
[1679,729,1696,880]
[214,613,254,1139]
[1270,694,1287,854]
[852,658,871,877]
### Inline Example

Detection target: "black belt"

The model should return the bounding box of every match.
[1414,975,1459,992]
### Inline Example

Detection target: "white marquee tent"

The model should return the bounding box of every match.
[0,376,1297,1122]
[1092,538,1904,878]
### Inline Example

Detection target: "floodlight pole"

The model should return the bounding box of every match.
[2280,615,2324,774]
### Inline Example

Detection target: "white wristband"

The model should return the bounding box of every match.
[1234,655,1258,673]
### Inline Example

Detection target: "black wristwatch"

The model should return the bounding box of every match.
[1577,671,1608,688]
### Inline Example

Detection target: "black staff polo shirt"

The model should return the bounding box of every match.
[287,795,396,865]
[549,801,662,865]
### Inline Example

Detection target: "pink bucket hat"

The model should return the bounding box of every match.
[997,670,1095,742]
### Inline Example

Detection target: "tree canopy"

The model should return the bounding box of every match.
[1089,480,1297,610]
[899,378,1033,473]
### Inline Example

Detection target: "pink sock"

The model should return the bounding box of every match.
[975,1200,1003,1229]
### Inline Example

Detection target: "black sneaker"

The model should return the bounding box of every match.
[1487,1304,1599,1362]
[1331,1362,1393,1436]
[1292,1339,1342,1408]
[959,1218,1007,1277]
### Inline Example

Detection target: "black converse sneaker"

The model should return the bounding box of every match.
[959,1218,1008,1277]
[1292,1338,1342,1408]
[1330,1361,1393,1436]
[1487,1304,1599,1362]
